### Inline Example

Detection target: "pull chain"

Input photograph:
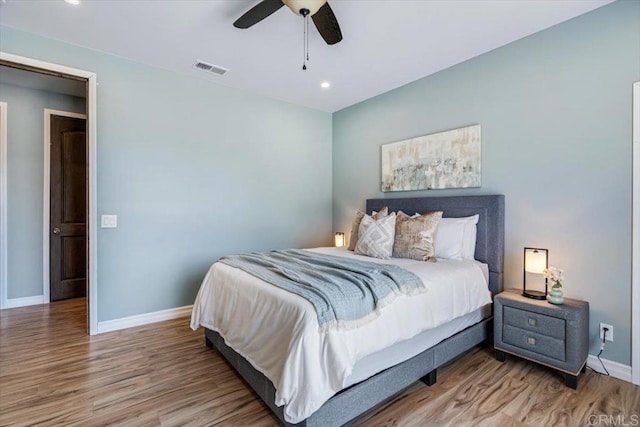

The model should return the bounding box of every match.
[302,14,308,70]
[301,9,311,71]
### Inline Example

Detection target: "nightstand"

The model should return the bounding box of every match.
[494,289,589,389]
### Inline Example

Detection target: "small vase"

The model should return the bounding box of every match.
[547,286,564,305]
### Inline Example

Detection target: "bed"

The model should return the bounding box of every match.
[191,195,504,426]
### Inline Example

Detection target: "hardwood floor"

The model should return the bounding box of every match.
[1,299,638,426]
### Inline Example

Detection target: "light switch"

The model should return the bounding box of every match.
[101,214,117,228]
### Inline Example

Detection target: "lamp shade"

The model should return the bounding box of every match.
[525,250,547,274]
[334,232,345,247]
[523,247,548,300]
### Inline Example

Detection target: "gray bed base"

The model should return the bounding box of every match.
[203,195,505,426]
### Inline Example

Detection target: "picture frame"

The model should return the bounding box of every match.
[381,124,481,192]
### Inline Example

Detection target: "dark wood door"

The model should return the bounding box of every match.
[50,115,87,301]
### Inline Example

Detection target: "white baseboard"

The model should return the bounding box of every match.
[3,295,44,309]
[587,354,632,383]
[97,305,193,334]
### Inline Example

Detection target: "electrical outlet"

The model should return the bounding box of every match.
[599,323,614,342]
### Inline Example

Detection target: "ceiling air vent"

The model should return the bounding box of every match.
[193,60,228,76]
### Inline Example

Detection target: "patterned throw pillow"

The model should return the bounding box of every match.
[355,212,397,259]
[392,210,443,261]
[347,207,388,251]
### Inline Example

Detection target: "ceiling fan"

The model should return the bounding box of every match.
[234,0,343,46]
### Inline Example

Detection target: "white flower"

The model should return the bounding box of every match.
[543,266,564,286]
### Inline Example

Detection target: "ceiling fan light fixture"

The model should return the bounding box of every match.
[321,81,330,89]
[233,0,342,59]
[282,0,327,16]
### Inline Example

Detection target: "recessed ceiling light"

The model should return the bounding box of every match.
[321,81,330,89]
[64,0,80,5]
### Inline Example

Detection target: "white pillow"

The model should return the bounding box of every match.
[435,215,479,260]
[355,213,397,259]
[460,215,479,260]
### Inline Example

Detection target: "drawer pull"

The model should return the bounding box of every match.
[527,337,536,346]
[528,318,537,327]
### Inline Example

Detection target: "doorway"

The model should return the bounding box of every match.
[0,52,98,335]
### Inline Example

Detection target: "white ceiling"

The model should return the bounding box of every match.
[0,0,613,112]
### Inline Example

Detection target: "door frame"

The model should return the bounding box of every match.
[632,81,639,385]
[43,109,87,304]
[0,52,98,335]
[0,102,7,310]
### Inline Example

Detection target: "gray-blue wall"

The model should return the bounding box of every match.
[0,26,333,321]
[0,83,85,299]
[333,0,639,365]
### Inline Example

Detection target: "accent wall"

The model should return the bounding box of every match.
[332,0,639,365]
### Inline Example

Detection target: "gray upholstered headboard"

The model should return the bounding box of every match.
[366,195,505,296]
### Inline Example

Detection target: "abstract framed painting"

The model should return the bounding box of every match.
[381,124,481,192]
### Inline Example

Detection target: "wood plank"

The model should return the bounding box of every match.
[0,299,638,426]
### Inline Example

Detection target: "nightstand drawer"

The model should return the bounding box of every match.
[503,306,565,340]
[503,324,566,361]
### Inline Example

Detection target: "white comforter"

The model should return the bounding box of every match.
[190,247,491,423]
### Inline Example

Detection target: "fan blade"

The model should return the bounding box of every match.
[234,0,284,29]
[311,2,342,45]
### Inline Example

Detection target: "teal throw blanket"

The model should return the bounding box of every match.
[219,249,425,332]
